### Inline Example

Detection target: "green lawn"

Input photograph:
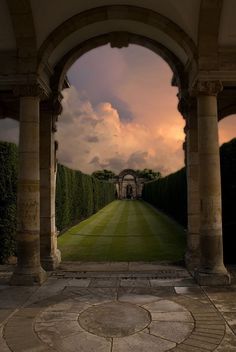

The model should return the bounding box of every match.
[58,200,186,262]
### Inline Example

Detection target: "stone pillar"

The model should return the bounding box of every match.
[193,81,230,285]
[10,92,47,285]
[178,96,200,270]
[119,179,122,199]
[186,104,201,270]
[40,101,61,270]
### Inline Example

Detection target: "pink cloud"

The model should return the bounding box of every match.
[0,46,235,176]
[57,85,185,175]
[219,115,236,145]
[58,45,186,175]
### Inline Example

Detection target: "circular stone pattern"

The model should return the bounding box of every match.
[34,295,225,352]
[78,301,151,337]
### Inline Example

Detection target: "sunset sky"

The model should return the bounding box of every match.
[0,44,235,175]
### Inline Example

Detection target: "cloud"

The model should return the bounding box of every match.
[56,85,185,175]
[104,156,126,171]
[127,151,149,169]
[68,46,135,123]
[0,44,235,178]
[219,115,236,144]
[84,135,99,143]
[61,44,187,175]
[89,156,100,165]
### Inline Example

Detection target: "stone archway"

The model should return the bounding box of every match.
[1,2,233,286]
[116,169,143,200]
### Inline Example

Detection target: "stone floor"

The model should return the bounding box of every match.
[0,262,236,351]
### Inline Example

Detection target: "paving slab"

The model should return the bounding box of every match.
[118,293,161,304]
[215,326,236,351]
[120,278,150,287]
[68,278,91,287]
[78,301,151,337]
[150,278,196,287]
[148,321,194,343]
[113,331,176,352]
[89,278,119,287]
[0,286,37,308]
[0,264,236,351]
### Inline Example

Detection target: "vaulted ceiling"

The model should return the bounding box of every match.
[1,0,236,92]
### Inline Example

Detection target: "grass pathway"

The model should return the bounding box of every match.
[58,200,186,262]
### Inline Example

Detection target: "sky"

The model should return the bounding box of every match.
[0,44,236,175]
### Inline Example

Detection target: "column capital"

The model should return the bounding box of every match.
[190,80,223,97]
[13,84,47,99]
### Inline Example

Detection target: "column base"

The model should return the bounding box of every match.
[185,250,200,271]
[195,269,231,286]
[41,249,61,271]
[10,266,47,286]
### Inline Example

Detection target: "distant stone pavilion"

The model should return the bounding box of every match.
[114,169,145,199]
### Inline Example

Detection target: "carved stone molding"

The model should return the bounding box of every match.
[109,32,130,48]
[13,84,47,99]
[52,115,58,132]
[41,92,63,115]
[40,92,63,132]
[190,80,223,97]
[178,93,197,120]
[54,140,59,172]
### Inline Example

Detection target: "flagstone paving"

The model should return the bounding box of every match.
[0,264,236,351]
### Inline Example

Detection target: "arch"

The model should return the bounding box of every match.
[50,32,187,93]
[119,168,137,180]
[37,5,197,90]
[117,169,140,200]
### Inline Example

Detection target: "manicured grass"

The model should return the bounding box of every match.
[58,200,186,262]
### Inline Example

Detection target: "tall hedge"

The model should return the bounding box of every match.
[220,138,236,263]
[55,164,115,231]
[0,142,18,262]
[1,139,235,263]
[142,138,236,263]
[0,142,115,262]
[142,168,187,226]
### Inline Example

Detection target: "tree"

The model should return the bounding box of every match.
[136,168,161,181]
[92,169,116,181]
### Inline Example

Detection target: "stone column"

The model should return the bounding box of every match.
[178,96,200,270]
[10,91,47,285]
[193,80,230,285]
[186,109,201,270]
[119,179,122,199]
[40,101,61,270]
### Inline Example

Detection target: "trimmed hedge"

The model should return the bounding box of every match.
[0,142,18,262]
[220,138,236,263]
[0,142,115,262]
[1,139,235,263]
[56,164,115,231]
[142,138,236,263]
[142,168,187,226]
